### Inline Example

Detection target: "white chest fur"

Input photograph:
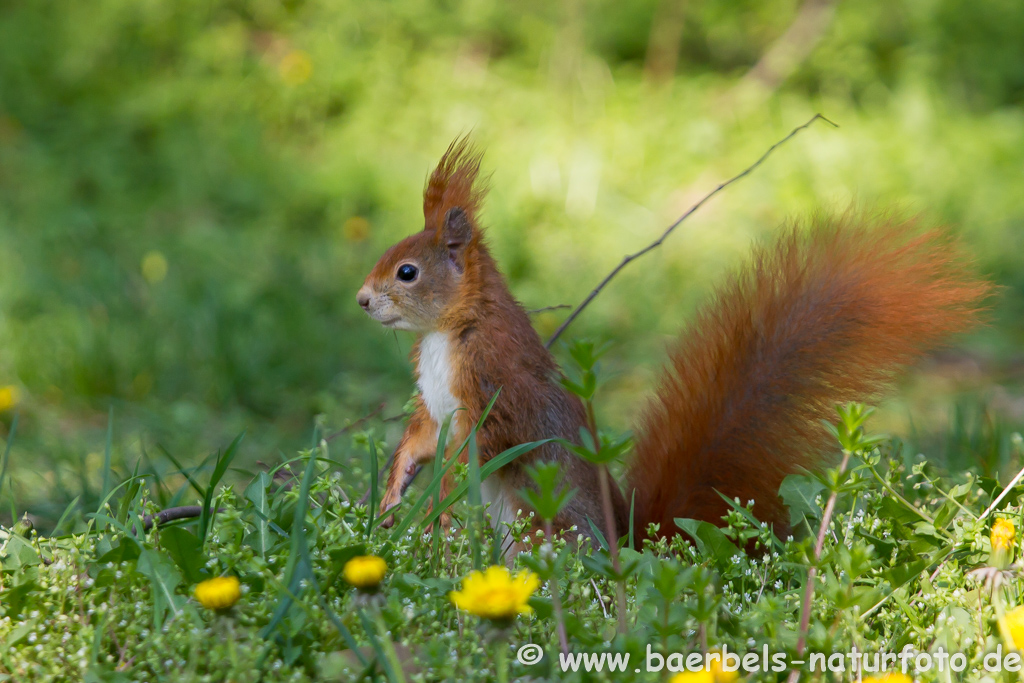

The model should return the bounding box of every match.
[417,332,460,426]
[418,333,515,534]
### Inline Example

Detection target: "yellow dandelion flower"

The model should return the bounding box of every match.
[992,517,1016,568]
[194,576,241,611]
[993,518,1016,550]
[343,555,388,589]
[449,566,539,622]
[709,656,739,683]
[669,671,714,683]
[279,50,313,85]
[668,652,739,683]
[1003,605,1024,650]
[141,251,168,284]
[863,674,913,683]
[0,385,19,412]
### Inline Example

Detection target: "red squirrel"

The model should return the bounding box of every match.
[356,137,990,549]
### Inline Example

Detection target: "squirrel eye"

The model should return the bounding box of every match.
[396,264,418,282]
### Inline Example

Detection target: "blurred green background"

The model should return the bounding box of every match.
[2,0,1023,527]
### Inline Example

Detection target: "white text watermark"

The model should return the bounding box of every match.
[513,643,1024,676]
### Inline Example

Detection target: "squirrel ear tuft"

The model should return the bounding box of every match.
[442,207,473,272]
[424,136,486,234]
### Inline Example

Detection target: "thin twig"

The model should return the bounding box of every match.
[585,398,628,635]
[754,563,770,604]
[979,463,1024,521]
[143,406,404,526]
[141,505,223,530]
[527,304,572,315]
[545,113,837,348]
[544,518,571,656]
[867,466,938,526]
[598,463,627,634]
[320,403,405,505]
[589,578,611,620]
[787,449,851,683]
[325,405,405,443]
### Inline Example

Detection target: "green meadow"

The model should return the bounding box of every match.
[2,0,1024,680]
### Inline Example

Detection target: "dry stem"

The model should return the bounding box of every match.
[787,449,851,683]
[545,113,836,348]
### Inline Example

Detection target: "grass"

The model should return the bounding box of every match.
[2,0,1024,532]
[2,1,1024,679]
[3,402,1024,682]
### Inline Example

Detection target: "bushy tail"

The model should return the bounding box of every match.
[627,212,992,537]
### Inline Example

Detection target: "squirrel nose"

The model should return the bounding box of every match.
[357,288,372,311]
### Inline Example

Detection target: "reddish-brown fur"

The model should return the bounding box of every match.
[359,138,991,548]
[628,217,991,537]
[359,138,624,542]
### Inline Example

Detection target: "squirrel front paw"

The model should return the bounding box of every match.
[377,491,402,529]
[424,499,452,531]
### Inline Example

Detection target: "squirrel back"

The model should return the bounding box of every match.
[628,214,991,537]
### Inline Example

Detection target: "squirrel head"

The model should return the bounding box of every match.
[357,137,487,332]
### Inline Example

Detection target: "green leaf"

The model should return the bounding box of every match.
[883,558,929,591]
[521,461,577,522]
[84,670,131,683]
[0,535,39,571]
[779,474,826,529]
[136,549,186,629]
[932,499,959,529]
[115,459,143,527]
[366,437,379,540]
[560,377,587,398]
[260,454,319,640]
[95,540,141,567]
[157,445,207,500]
[949,479,974,501]
[675,518,740,566]
[855,530,896,558]
[878,495,928,525]
[467,435,483,569]
[715,491,783,549]
[199,432,244,545]
[393,572,455,598]
[578,428,596,455]
[598,432,634,463]
[53,495,82,535]
[582,550,640,582]
[415,439,550,534]
[1,620,33,649]
[585,516,609,551]
[431,411,455,565]
[101,406,114,504]
[159,526,205,585]
[0,581,37,619]
[527,596,553,619]
[244,472,272,557]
